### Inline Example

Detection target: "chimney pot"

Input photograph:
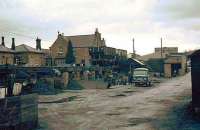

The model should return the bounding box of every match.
[95,28,99,33]
[1,36,5,46]
[36,37,42,50]
[11,38,15,50]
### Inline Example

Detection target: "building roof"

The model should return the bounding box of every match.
[134,68,149,71]
[0,45,14,53]
[15,44,43,53]
[139,52,168,61]
[189,49,200,57]
[63,34,97,48]
[128,58,145,66]
[42,49,51,58]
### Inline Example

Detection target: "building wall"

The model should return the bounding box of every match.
[116,49,127,59]
[50,37,68,59]
[0,52,14,65]
[16,52,44,66]
[54,58,65,66]
[164,55,187,78]
[74,48,91,65]
[103,47,116,56]
[27,53,44,66]
[164,64,172,78]
[155,47,178,54]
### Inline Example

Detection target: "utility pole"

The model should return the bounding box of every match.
[161,37,163,58]
[132,38,136,58]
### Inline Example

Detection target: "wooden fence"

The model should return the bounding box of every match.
[0,94,38,130]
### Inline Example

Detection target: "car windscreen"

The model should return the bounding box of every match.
[133,70,147,76]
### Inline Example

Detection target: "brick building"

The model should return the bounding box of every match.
[50,28,106,66]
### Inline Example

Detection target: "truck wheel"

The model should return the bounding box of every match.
[149,82,151,87]
[147,82,151,87]
[107,83,111,89]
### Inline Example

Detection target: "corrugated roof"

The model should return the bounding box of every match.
[129,58,145,66]
[16,44,43,53]
[0,45,14,53]
[63,34,97,47]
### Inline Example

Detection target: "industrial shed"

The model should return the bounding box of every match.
[119,58,145,73]
[190,50,200,111]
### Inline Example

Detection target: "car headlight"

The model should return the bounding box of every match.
[143,77,147,81]
[23,81,28,86]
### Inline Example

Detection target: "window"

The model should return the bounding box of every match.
[59,47,63,52]
[57,47,64,56]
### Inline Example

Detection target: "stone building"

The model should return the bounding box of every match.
[139,47,179,61]
[50,28,106,66]
[154,47,178,54]
[15,38,45,66]
[42,49,52,66]
[0,37,14,65]
[140,47,187,78]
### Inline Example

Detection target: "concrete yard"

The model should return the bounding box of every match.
[37,73,199,130]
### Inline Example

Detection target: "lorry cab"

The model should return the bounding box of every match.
[132,68,151,87]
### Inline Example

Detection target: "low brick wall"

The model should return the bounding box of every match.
[0,94,38,130]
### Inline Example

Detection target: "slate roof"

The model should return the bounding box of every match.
[15,44,43,53]
[0,45,14,53]
[63,34,97,48]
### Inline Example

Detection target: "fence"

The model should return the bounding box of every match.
[0,94,38,130]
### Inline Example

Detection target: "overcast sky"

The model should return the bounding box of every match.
[0,0,200,55]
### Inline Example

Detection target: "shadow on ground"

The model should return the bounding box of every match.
[153,96,200,130]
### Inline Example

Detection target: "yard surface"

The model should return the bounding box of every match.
[37,73,200,130]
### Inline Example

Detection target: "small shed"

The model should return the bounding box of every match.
[190,50,200,110]
[119,58,145,73]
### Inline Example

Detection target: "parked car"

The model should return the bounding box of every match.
[132,68,151,87]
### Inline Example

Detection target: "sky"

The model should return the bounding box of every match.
[0,0,200,55]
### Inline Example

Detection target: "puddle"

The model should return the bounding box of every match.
[115,117,154,128]
[106,112,121,116]
[116,107,130,110]
[111,94,127,97]
[127,117,153,126]
[123,91,135,93]
[39,96,77,104]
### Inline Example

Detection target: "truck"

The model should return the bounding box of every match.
[132,68,151,87]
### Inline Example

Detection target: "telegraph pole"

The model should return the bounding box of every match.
[161,37,163,58]
[132,38,136,58]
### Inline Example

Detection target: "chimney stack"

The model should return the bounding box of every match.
[36,37,42,50]
[11,38,15,50]
[161,38,163,58]
[1,37,5,46]
[132,38,136,58]
[95,28,99,33]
